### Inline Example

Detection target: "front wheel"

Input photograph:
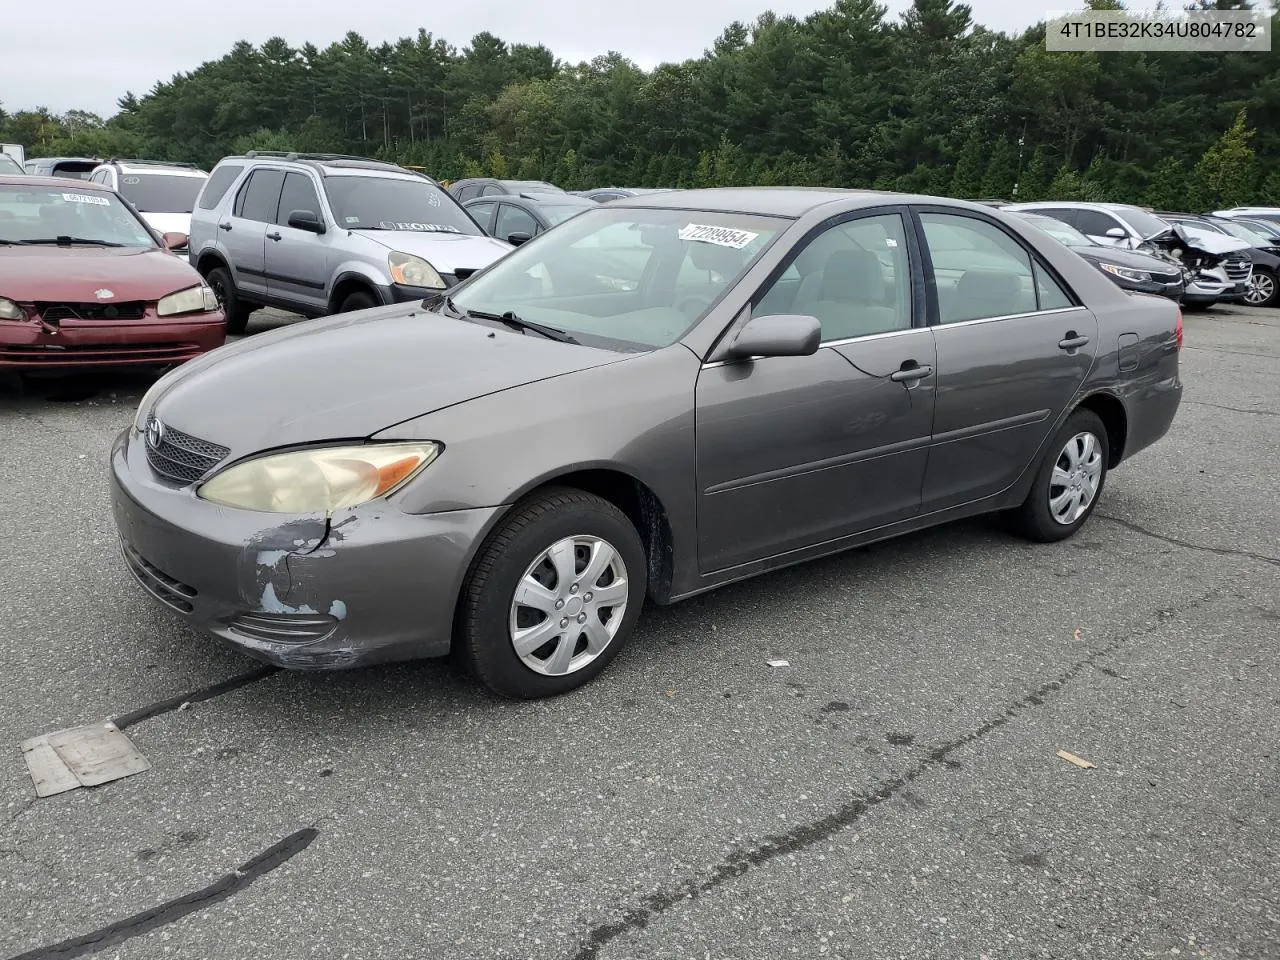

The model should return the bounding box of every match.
[206,266,253,335]
[457,488,647,699]
[1245,267,1278,308]
[338,290,377,313]
[1007,409,1109,543]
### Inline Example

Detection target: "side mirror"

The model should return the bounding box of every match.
[724,314,821,361]
[287,209,325,234]
[161,231,188,251]
[506,231,533,246]
[1105,226,1128,239]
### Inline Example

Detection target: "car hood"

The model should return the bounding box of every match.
[353,230,512,274]
[149,304,626,456]
[1075,246,1182,274]
[138,211,191,236]
[1147,224,1251,257]
[0,245,204,302]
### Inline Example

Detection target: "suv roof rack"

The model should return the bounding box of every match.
[239,151,411,174]
[105,158,201,169]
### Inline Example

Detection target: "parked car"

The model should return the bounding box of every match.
[187,151,511,334]
[1213,207,1280,228]
[1006,202,1251,308]
[574,187,677,203]
[448,178,565,202]
[1009,212,1187,301]
[1226,216,1280,245]
[0,175,225,374]
[464,192,596,245]
[88,159,209,248]
[22,157,102,180]
[113,189,1182,697]
[1156,212,1280,307]
[0,153,26,176]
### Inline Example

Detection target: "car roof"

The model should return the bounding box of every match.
[219,152,429,180]
[0,174,113,190]
[103,160,207,177]
[26,157,101,165]
[609,186,977,218]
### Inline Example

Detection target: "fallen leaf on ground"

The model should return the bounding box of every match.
[1056,750,1096,769]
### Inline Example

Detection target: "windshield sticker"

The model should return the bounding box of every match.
[678,223,759,249]
[885,238,899,248]
[123,176,141,185]
[426,194,442,208]
[61,192,110,206]
[378,220,461,233]
[344,216,361,224]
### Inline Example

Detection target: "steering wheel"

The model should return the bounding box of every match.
[676,294,714,317]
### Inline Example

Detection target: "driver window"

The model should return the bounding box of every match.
[754,213,912,341]
[495,203,538,241]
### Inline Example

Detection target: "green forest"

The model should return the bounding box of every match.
[2,0,1277,210]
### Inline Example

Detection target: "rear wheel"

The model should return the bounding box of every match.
[206,267,253,334]
[1008,409,1109,543]
[457,488,647,699]
[1245,267,1278,308]
[338,290,377,313]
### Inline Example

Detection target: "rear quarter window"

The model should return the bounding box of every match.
[199,163,244,210]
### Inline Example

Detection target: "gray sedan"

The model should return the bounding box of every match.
[111,189,1184,698]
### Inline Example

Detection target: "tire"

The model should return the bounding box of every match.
[457,487,647,699]
[1244,267,1278,308]
[206,266,253,335]
[1007,408,1109,543]
[338,290,377,313]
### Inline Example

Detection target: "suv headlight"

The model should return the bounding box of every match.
[388,252,445,289]
[1098,262,1151,283]
[0,297,23,320]
[197,442,441,513]
[157,283,218,316]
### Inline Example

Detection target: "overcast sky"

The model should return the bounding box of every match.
[6,0,1151,117]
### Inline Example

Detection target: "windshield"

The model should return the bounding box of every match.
[1117,206,1171,239]
[449,207,785,351]
[1215,220,1271,245]
[324,175,482,235]
[0,154,23,175]
[538,203,594,226]
[118,173,206,213]
[0,184,157,246]
[1022,215,1094,247]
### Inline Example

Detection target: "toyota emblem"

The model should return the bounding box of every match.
[146,418,165,450]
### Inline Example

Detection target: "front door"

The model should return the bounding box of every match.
[914,207,1100,511]
[264,171,330,314]
[695,210,937,573]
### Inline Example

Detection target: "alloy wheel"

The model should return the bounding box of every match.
[1246,271,1275,306]
[1049,431,1104,526]
[508,535,630,676]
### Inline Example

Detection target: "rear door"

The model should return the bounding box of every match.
[914,207,1099,511]
[222,168,284,300]
[264,171,330,313]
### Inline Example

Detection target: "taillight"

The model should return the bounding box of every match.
[1175,308,1183,351]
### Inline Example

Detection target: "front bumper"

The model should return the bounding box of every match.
[110,429,502,669]
[0,313,225,370]
[382,275,464,304]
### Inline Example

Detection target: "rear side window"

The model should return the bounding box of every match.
[1034,263,1073,310]
[199,163,243,210]
[234,169,285,222]
[920,213,1039,323]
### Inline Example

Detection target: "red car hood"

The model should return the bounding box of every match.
[0,246,202,302]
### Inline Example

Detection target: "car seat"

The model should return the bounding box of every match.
[809,249,898,340]
[945,269,1032,323]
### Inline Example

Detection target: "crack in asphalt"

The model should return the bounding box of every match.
[1183,345,1278,361]
[565,588,1221,960]
[1097,514,1280,569]
[1182,399,1280,418]
[4,827,318,960]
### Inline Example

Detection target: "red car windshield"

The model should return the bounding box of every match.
[0,184,157,247]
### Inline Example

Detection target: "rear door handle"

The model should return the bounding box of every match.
[267,231,282,241]
[890,363,933,383]
[1059,333,1090,351]
[218,222,232,232]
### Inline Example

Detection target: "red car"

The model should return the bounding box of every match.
[0,174,225,372]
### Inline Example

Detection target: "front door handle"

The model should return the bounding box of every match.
[218,222,232,232]
[267,231,282,241]
[1059,332,1090,351]
[890,362,933,383]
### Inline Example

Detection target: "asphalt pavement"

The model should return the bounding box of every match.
[1,304,1277,959]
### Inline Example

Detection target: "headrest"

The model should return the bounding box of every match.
[689,240,747,276]
[823,249,884,303]
[955,269,1023,302]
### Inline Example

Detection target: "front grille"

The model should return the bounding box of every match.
[144,417,229,484]
[0,343,202,366]
[226,612,339,645]
[121,541,197,614]
[39,301,147,322]
[1225,258,1252,282]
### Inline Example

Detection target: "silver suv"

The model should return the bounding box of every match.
[188,152,512,333]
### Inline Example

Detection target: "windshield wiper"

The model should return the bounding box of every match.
[20,237,125,247]
[446,299,579,344]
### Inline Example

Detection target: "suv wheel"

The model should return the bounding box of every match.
[206,267,253,335]
[338,290,377,313]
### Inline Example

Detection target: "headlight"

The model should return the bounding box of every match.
[1098,262,1151,283]
[197,442,441,513]
[0,297,24,320]
[157,283,218,316]
[388,252,445,289]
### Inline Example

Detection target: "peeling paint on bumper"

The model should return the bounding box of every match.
[110,429,502,669]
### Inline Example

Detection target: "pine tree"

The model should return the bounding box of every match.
[949,130,985,198]
[980,137,1018,199]
[1191,109,1259,210]
[1142,157,1189,211]
[1047,165,1088,201]
[1016,146,1053,201]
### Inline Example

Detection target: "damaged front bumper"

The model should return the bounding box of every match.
[110,429,501,669]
